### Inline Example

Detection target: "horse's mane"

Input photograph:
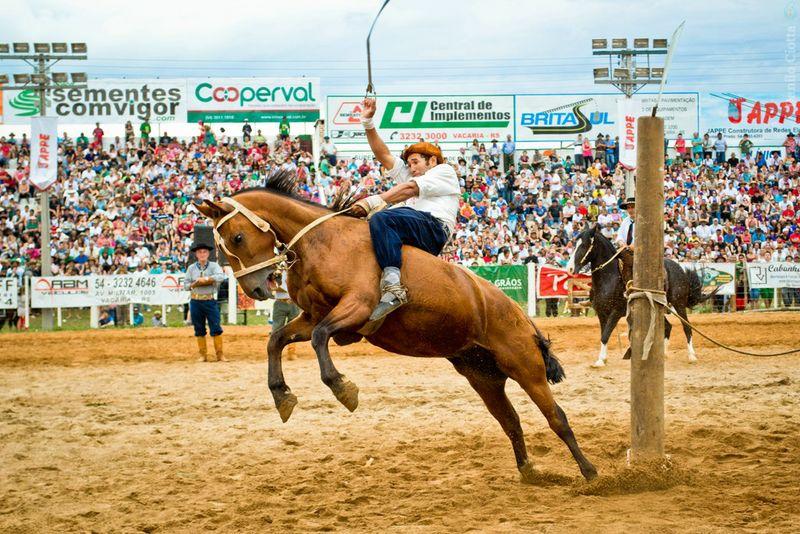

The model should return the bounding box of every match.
[579,224,617,259]
[231,168,359,212]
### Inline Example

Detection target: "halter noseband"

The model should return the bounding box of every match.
[212,197,346,279]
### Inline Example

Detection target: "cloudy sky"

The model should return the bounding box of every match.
[2,0,796,98]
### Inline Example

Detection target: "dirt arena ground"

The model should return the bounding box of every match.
[1,312,799,533]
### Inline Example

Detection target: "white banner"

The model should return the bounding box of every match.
[680,262,736,296]
[704,93,798,147]
[2,79,187,124]
[618,98,638,169]
[31,274,191,308]
[515,92,699,143]
[30,117,58,190]
[0,278,18,309]
[326,94,514,144]
[188,78,320,123]
[746,262,800,289]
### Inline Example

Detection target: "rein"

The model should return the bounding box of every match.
[213,196,348,279]
[579,235,627,274]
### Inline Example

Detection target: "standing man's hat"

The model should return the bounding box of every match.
[620,197,636,208]
[190,242,213,252]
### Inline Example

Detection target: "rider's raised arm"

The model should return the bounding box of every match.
[361,98,394,170]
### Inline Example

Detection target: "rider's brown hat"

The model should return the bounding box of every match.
[402,142,443,164]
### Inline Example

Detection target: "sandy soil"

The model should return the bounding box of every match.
[1,313,799,533]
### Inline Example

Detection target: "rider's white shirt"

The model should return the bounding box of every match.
[386,156,460,234]
[616,216,634,246]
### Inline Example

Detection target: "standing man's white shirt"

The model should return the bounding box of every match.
[386,156,460,234]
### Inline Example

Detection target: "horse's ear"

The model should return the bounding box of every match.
[195,200,231,220]
[592,223,600,234]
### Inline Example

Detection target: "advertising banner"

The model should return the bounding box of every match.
[188,78,320,123]
[704,92,799,147]
[617,97,638,169]
[31,274,190,308]
[470,265,528,304]
[1,79,186,124]
[537,265,592,298]
[0,278,18,310]
[746,262,800,289]
[680,262,736,296]
[327,94,514,144]
[30,117,58,189]
[515,92,699,143]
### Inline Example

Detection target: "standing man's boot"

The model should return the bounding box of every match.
[213,335,226,362]
[196,336,209,362]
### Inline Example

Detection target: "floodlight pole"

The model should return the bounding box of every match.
[0,44,88,330]
[592,43,666,199]
[36,55,54,330]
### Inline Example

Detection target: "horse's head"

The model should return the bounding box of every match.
[568,223,600,274]
[196,198,281,300]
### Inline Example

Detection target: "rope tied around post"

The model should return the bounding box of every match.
[626,286,668,361]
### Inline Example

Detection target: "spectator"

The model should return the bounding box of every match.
[502,134,515,171]
[322,136,337,166]
[714,132,727,164]
[279,116,291,141]
[151,310,166,327]
[92,122,104,148]
[140,120,152,147]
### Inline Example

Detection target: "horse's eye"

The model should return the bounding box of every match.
[233,233,244,245]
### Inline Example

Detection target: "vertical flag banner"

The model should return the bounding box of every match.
[30,117,58,190]
[617,98,639,169]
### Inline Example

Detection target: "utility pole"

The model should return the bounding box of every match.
[0,42,88,330]
[629,116,666,462]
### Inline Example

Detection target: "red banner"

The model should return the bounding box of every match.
[538,265,591,298]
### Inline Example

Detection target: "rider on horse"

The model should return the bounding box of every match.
[348,97,460,321]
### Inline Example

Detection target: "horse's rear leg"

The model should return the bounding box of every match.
[268,312,314,422]
[449,356,532,482]
[498,346,597,481]
[311,297,372,412]
[674,306,696,362]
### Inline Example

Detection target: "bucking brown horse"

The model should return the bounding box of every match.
[196,170,597,482]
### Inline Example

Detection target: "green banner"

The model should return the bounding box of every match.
[470,265,528,305]
[188,110,320,123]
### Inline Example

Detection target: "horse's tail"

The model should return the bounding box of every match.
[686,268,720,308]
[531,321,566,384]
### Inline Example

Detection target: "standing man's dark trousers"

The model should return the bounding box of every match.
[368,207,449,270]
[190,298,224,362]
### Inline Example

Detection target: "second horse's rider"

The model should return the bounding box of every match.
[349,97,460,321]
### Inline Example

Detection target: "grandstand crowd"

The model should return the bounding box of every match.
[1,122,799,293]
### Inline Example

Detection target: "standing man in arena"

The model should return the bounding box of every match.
[349,97,459,321]
[184,242,227,362]
[268,271,301,360]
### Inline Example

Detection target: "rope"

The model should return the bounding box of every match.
[626,287,668,361]
[625,285,800,358]
[365,0,391,96]
[664,304,800,357]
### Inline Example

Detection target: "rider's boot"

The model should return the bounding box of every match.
[369,266,408,321]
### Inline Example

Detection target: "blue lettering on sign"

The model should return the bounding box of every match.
[520,111,614,126]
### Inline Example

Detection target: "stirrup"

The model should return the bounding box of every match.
[368,283,408,322]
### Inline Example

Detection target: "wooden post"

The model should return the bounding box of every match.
[630,116,666,462]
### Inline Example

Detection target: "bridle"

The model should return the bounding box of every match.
[577,234,627,274]
[212,197,346,279]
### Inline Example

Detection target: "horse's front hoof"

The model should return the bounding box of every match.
[332,378,359,412]
[276,392,298,423]
[518,461,537,484]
